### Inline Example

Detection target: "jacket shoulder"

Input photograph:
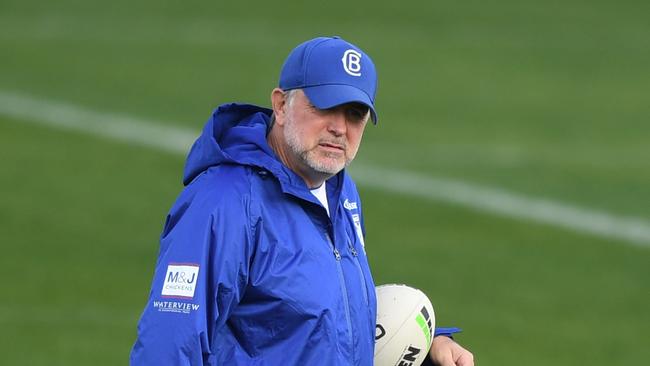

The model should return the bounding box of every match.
[162,164,256,239]
[190,164,254,199]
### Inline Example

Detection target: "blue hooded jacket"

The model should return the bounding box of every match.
[130,103,378,365]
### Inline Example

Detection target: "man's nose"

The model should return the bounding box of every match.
[327,111,347,136]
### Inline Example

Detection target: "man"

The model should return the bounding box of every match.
[131,36,473,365]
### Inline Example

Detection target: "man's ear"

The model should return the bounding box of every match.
[271,88,287,126]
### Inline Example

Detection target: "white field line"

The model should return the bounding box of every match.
[0,90,195,154]
[1,90,649,248]
[351,165,650,247]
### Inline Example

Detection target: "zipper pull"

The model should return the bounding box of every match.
[333,248,342,261]
[348,241,358,257]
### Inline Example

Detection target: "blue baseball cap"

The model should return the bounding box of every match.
[279,36,378,123]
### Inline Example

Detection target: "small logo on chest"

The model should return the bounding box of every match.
[343,199,358,210]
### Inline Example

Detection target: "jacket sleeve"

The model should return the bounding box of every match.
[130,186,254,365]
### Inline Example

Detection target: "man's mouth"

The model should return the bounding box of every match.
[319,142,345,152]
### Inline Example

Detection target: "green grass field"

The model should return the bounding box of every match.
[1,0,649,365]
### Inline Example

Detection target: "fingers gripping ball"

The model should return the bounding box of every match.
[374,284,435,366]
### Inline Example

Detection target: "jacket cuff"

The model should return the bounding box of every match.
[433,327,462,338]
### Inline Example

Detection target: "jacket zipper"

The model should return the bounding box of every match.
[326,234,354,348]
[347,239,369,306]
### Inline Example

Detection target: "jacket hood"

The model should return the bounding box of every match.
[184,103,328,192]
[183,103,275,185]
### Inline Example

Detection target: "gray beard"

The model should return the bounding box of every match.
[283,115,349,176]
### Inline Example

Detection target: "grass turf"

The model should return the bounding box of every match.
[1,0,649,364]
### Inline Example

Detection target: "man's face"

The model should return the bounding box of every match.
[282,90,369,180]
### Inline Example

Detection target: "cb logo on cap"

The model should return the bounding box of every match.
[341,49,362,77]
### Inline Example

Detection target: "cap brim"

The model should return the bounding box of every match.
[303,84,378,124]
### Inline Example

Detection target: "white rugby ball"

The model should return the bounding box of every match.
[374,284,435,366]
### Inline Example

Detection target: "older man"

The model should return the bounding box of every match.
[131,36,473,366]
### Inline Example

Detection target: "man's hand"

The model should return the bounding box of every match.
[428,335,474,366]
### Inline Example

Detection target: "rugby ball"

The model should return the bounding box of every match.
[374,284,435,366]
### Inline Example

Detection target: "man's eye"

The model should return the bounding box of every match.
[347,107,368,120]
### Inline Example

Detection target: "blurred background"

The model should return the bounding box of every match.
[1,0,649,365]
